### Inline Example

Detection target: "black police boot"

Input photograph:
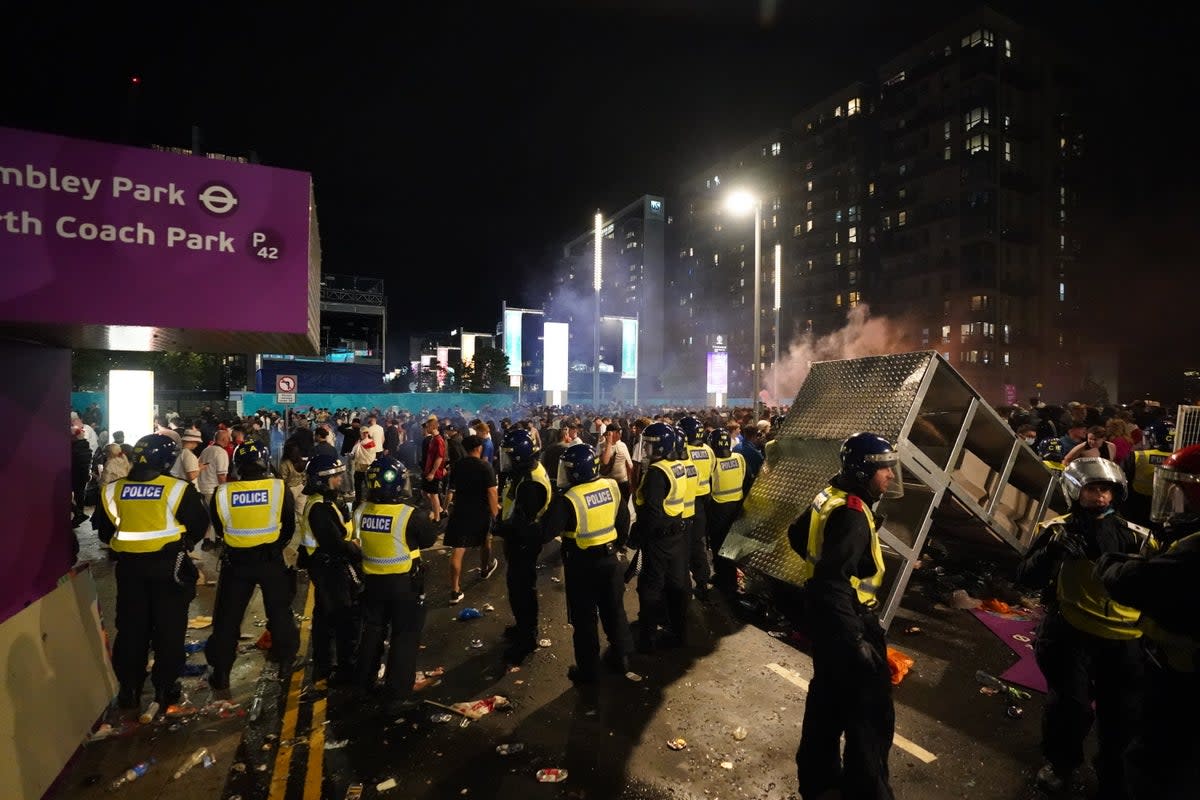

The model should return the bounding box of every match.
[567,664,598,684]
[208,668,231,699]
[602,648,630,675]
[116,684,141,710]
[154,681,183,707]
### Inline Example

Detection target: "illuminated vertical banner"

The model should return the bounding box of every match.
[706,352,728,394]
[621,318,638,379]
[461,333,477,367]
[109,370,155,443]
[543,322,569,392]
[436,346,450,388]
[504,309,523,377]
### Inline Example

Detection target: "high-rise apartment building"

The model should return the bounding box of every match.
[673,6,1092,406]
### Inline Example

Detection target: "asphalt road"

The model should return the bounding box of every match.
[50,517,1103,800]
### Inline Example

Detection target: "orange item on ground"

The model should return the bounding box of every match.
[256,630,272,650]
[887,646,915,685]
[980,598,1012,614]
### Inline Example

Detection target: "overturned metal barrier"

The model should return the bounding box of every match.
[720,351,1064,627]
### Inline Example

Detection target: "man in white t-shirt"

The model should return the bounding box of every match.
[171,428,204,486]
[365,414,386,452]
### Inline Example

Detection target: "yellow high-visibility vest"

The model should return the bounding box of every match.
[299,496,352,555]
[102,474,188,554]
[682,461,698,519]
[686,444,715,496]
[1041,515,1143,640]
[501,462,552,522]
[213,478,284,548]
[1131,449,1171,497]
[562,478,620,548]
[355,501,417,574]
[803,486,884,608]
[711,454,747,503]
[636,460,686,517]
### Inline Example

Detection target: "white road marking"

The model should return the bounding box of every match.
[765,662,938,764]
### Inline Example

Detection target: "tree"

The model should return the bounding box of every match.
[459,346,510,393]
[71,349,226,391]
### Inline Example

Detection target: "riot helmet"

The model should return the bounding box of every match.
[366,455,407,503]
[131,433,180,475]
[1151,444,1200,522]
[233,440,270,476]
[1062,456,1128,506]
[1039,437,1064,461]
[641,422,676,463]
[678,416,704,447]
[305,454,344,494]
[502,428,540,471]
[561,444,599,485]
[708,428,732,458]
[839,432,902,498]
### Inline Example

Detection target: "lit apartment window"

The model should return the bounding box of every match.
[1004,115,1011,129]
[771,141,782,156]
[1005,38,1013,58]
[898,188,907,200]
[713,253,719,266]
[1004,141,1013,162]
[867,182,876,197]
[964,107,990,130]
[835,293,844,307]
[835,209,844,223]
[1002,323,1010,344]
[835,105,844,117]
[805,319,813,332]
[882,215,892,231]
[961,322,974,342]
[848,269,860,284]
[961,29,994,48]
[713,175,721,186]
[806,220,814,232]
[1060,137,1067,151]
[898,210,907,227]
[1060,186,1066,204]
[941,325,951,343]
[806,160,814,171]
[982,322,994,339]
[807,180,814,192]
[848,291,861,308]
[807,259,815,272]
[848,226,858,243]
[794,224,803,236]
[981,350,992,365]
[921,328,930,346]
[806,200,814,212]
[1058,334,1064,347]
[899,163,908,176]
[834,231,841,245]
[965,133,990,154]
[849,248,861,264]
[944,145,952,160]
[961,350,980,364]
[1002,352,1010,366]
[836,251,843,266]
[848,205,861,222]
[944,121,951,141]
[848,98,861,115]
[884,70,906,87]
[1059,209,1067,223]
[970,294,990,311]
[1059,282,1066,301]
[1060,234,1066,251]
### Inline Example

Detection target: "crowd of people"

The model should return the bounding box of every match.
[72,393,1199,799]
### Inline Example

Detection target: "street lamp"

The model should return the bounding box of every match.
[593,210,603,408]
[726,190,762,419]
[774,241,782,409]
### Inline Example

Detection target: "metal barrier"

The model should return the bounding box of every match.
[720,350,1064,628]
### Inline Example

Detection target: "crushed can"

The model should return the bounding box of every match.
[536,768,568,783]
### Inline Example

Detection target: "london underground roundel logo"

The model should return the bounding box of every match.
[197,181,239,217]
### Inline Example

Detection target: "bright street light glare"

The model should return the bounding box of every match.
[726,190,757,215]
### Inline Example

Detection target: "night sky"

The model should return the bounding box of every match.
[4,2,1196,395]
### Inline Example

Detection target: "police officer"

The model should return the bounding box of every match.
[1098,444,1200,799]
[544,444,634,682]
[496,428,552,665]
[1123,425,1174,527]
[679,416,714,599]
[93,434,208,711]
[298,453,362,685]
[354,456,438,712]
[788,432,900,800]
[630,422,689,652]
[673,424,704,599]
[1017,457,1150,797]
[706,428,747,595]
[205,441,299,696]
[1040,436,1065,472]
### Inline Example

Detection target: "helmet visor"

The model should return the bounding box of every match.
[1151,465,1200,522]
[865,452,903,499]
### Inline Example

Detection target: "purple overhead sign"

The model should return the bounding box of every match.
[0,126,319,354]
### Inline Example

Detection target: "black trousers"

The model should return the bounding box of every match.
[308,557,361,677]
[635,525,690,645]
[706,498,742,590]
[1124,658,1200,800]
[615,481,631,547]
[112,552,196,696]
[686,500,711,585]
[357,570,426,697]
[205,548,299,675]
[1034,612,1143,797]
[797,618,895,800]
[504,537,542,649]
[563,542,634,677]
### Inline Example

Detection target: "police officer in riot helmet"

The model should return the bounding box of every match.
[706,427,747,595]
[679,416,715,599]
[630,422,690,652]
[543,443,634,683]
[496,428,554,665]
[788,432,901,800]
[298,453,362,685]
[92,434,209,713]
[353,455,438,712]
[1097,444,1200,799]
[1017,457,1149,795]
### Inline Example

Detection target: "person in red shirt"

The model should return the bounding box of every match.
[421,415,448,522]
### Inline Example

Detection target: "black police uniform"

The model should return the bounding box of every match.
[355,503,438,704]
[92,466,208,706]
[205,468,299,689]
[302,491,362,682]
[495,468,552,662]
[631,460,689,651]
[543,484,634,680]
